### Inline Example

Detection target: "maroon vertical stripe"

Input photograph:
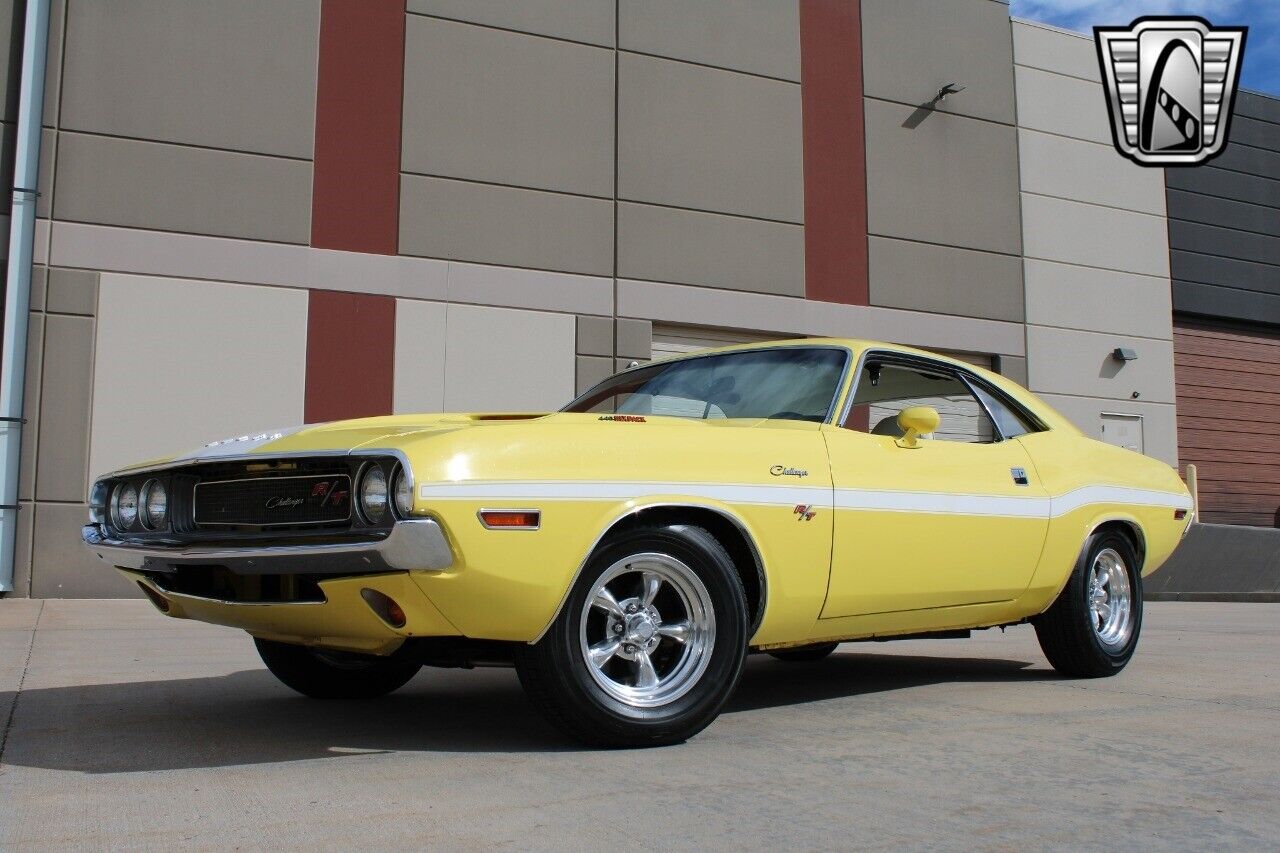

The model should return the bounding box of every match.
[305,290,396,422]
[799,0,869,306]
[310,0,405,254]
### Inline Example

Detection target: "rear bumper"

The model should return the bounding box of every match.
[82,518,454,576]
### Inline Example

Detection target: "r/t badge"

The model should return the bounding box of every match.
[793,504,817,522]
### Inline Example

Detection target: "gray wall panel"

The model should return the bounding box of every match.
[1229,115,1280,151]
[399,174,613,276]
[1167,189,1280,235]
[617,202,803,296]
[402,17,614,198]
[1170,250,1280,295]
[868,237,1024,322]
[1024,258,1172,340]
[618,0,799,81]
[61,0,319,159]
[0,0,20,123]
[617,52,803,223]
[1212,141,1280,181]
[865,98,1021,255]
[1172,279,1280,323]
[862,0,1016,125]
[1170,220,1280,267]
[35,314,93,502]
[53,133,312,244]
[1238,91,1280,125]
[1167,165,1280,209]
[1022,193,1168,278]
[407,0,615,47]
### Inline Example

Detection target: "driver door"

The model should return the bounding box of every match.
[819,356,1049,619]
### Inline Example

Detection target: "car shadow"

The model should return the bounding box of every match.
[0,651,1050,774]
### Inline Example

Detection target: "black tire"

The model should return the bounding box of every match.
[768,642,840,663]
[254,638,422,699]
[515,524,749,748]
[1033,529,1143,678]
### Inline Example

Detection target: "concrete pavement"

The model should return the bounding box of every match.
[1,600,1277,850]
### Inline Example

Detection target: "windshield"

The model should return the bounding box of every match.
[563,347,849,423]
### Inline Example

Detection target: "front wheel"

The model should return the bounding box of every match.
[1034,530,1142,678]
[255,638,422,699]
[516,524,749,747]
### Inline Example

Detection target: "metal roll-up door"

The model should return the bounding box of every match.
[1174,316,1280,527]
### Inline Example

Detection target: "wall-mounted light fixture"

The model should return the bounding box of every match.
[1111,347,1138,362]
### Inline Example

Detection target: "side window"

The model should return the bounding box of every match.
[968,380,1038,439]
[842,361,996,443]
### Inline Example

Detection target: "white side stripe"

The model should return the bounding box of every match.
[419,480,1191,519]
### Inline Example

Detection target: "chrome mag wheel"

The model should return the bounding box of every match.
[1089,547,1134,649]
[578,552,716,709]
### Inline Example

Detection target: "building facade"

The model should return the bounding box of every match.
[1,0,1276,597]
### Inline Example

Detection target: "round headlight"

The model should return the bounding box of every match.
[393,469,413,517]
[140,479,168,530]
[359,465,389,523]
[112,483,139,530]
[89,480,110,525]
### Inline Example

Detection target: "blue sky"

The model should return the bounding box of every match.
[1009,0,1279,96]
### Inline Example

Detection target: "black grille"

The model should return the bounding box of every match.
[194,474,352,528]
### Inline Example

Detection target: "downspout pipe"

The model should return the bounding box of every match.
[0,0,51,594]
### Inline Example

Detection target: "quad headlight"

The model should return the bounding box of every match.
[89,480,109,525]
[140,479,168,530]
[359,465,389,523]
[112,483,139,530]
[393,468,413,518]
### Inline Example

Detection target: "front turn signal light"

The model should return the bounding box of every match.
[360,588,406,628]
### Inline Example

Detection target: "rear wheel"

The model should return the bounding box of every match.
[1034,530,1142,678]
[516,524,748,747]
[769,642,839,662]
[254,638,422,699]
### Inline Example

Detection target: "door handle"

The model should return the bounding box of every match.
[1011,467,1030,486]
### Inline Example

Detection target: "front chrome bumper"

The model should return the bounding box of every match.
[82,518,454,576]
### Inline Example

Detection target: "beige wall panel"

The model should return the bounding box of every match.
[1019,129,1165,215]
[445,261,614,316]
[1014,65,1111,145]
[1022,193,1169,278]
[54,133,312,244]
[407,0,615,46]
[1024,259,1172,340]
[617,202,804,296]
[31,503,139,598]
[35,315,94,502]
[400,175,612,276]
[443,305,574,411]
[60,0,319,158]
[41,0,66,127]
[1012,20,1099,82]
[865,99,1021,255]
[619,0,800,81]
[868,236,1024,322]
[1025,325,1175,405]
[862,0,1016,124]
[18,315,43,502]
[89,274,307,480]
[617,279,1027,356]
[393,299,447,415]
[1036,393,1178,466]
[402,17,614,197]
[12,500,32,596]
[618,53,803,223]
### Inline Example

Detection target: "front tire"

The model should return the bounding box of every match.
[516,524,749,747]
[1034,530,1142,678]
[255,638,422,699]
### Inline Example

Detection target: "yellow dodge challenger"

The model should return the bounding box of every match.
[83,339,1192,747]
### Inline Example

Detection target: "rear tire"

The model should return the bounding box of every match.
[254,638,422,699]
[769,642,839,663]
[516,524,748,748]
[1034,530,1142,678]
